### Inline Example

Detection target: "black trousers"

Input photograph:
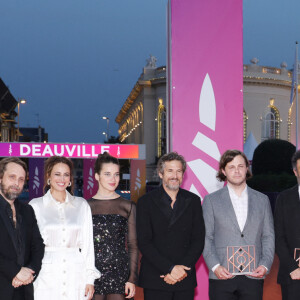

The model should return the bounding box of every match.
[13,288,25,300]
[144,288,194,300]
[209,276,264,300]
[281,282,300,300]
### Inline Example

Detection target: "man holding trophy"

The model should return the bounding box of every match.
[202,150,274,300]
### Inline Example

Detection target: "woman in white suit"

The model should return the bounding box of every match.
[30,156,100,300]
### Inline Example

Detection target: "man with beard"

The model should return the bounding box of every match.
[0,157,44,300]
[203,150,274,300]
[136,152,205,300]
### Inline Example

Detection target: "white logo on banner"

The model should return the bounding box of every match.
[134,168,141,197]
[87,167,94,194]
[33,167,40,195]
[117,146,120,157]
[187,73,224,198]
[9,144,12,156]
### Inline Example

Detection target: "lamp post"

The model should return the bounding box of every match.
[102,131,107,141]
[17,99,27,141]
[102,116,110,142]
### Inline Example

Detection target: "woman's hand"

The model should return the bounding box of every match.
[125,282,135,299]
[85,284,94,300]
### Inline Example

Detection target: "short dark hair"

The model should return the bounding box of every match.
[217,149,252,182]
[157,152,187,175]
[94,152,120,174]
[0,157,27,179]
[44,156,74,194]
[291,150,300,170]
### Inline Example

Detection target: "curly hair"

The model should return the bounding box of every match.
[157,152,186,175]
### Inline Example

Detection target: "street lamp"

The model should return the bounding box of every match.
[17,99,27,141]
[102,131,107,141]
[102,116,110,142]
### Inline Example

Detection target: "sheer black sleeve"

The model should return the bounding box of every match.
[127,202,138,284]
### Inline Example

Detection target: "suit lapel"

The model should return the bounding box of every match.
[242,187,253,233]
[169,194,192,227]
[152,187,172,220]
[289,185,300,209]
[17,203,26,265]
[0,204,18,253]
[152,187,193,227]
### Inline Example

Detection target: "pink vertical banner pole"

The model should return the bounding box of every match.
[169,0,243,299]
[83,159,98,200]
[28,158,44,201]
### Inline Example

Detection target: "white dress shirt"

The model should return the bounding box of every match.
[227,185,248,232]
[212,185,248,273]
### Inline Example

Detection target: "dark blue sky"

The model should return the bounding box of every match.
[0,0,299,143]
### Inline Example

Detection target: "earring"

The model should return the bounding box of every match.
[47,179,51,185]
[68,182,71,187]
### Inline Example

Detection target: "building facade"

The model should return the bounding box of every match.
[116,57,166,180]
[243,58,292,144]
[0,78,18,142]
[116,57,295,181]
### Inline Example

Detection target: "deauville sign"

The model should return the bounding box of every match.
[0,143,143,159]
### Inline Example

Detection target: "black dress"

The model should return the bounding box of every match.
[88,197,138,296]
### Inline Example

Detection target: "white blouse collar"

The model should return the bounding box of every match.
[43,189,76,207]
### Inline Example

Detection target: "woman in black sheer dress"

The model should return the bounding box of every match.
[88,152,138,300]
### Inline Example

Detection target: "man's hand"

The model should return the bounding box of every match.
[249,265,267,278]
[214,265,233,280]
[16,267,35,284]
[290,268,300,280]
[170,265,190,281]
[160,274,177,285]
[12,276,23,288]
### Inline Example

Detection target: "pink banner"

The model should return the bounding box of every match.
[83,159,98,200]
[130,160,146,203]
[28,158,44,200]
[0,143,140,159]
[169,0,243,299]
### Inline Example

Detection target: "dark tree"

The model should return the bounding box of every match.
[104,136,121,144]
[252,139,295,175]
[247,139,297,193]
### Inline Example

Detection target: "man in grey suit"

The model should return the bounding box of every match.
[202,150,274,300]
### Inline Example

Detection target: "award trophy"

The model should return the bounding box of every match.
[294,248,300,267]
[227,245,256,275]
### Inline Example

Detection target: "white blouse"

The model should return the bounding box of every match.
[30,190,100,299]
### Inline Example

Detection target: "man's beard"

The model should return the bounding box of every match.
[0,182,22,200]
[165,179,181,191]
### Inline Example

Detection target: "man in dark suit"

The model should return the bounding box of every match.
[136,152,205,300]
[275,150,300,300]
[0,157,44,300]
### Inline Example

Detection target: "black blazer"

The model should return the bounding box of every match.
[136,186,205,291]
[275,185,300,285]
[0,199,45,300]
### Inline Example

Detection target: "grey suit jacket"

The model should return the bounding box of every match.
[202,185,274,280]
